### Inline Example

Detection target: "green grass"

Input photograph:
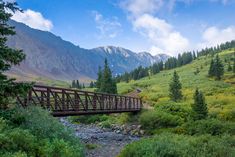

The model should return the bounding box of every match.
[35,77,70,87]
[119,133,235,157]
[118,49,235,121]
[85,143,100,150]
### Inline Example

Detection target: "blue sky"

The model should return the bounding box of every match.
[11,0,235,56]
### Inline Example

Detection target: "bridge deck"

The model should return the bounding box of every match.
[17,85,142,116]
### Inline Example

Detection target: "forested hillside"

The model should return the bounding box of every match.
[117,48,235,157]
[118,49,235,120]
[116,40,235,82]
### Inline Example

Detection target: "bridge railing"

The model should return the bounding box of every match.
[17,85,142,116]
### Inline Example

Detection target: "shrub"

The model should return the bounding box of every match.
[179,119,235,136]
[0,119,40,156]
[13,106,79,143]
[85,143,99,150]
[0,151,27,157]
[155,101,191,121]
[43,138,83,157]
[116,113,131,124]
[0,107,84,157]
[119,133,235,157]
[139,110,183,131]
[99,120,112,128]
[70,114,109,124]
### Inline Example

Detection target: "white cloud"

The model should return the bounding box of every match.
[3,0,16,2]
[11,9,53,31]
[209,0,232,5]
[198,26,235,48]
[120,0,195,16]
[92,11,122,38]
[120,0,164,16]
[121,0,190,56]
[133,14,190,56]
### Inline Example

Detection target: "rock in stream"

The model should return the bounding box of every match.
[60,117,140,157]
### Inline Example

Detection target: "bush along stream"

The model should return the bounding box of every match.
[60,116,143,157]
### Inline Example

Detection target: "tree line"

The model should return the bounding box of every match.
[71,80,85,89]
[116,40,235,83]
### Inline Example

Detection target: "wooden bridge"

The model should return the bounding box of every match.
[17,85,142,116]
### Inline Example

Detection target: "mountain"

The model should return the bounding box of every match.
[6,20,169,82]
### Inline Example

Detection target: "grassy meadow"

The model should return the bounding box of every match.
[118,49,235,121]
[117,49,235,157]
[115,50,235,157]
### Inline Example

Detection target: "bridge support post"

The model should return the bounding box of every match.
[62,89,65,110]
[115,96,117,109]
[74,92,79,110]
[46,88,50,109]
[85,92,88,111]
[93,94,97,110]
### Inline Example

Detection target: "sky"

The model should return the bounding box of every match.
[7,0,235,56]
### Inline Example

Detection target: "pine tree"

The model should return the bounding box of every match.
[158,61,164,71]
[193,51,196,60]
[177,54,183,67]
[98,59,117,94]
[76,80,80,89]
[228,62,232,71]
[110,79,117,94]
[0,1,31,109]
[96,66,102,89]
[89,81,94,88]
[214,55,224,80]
[191,88,208,120]
[152,63,160,74]
[123,72,129,83]
[233,52,235,74]
[208,55,224,80]
[208,59,215,76]
[169,71,183,102]
[72,80,76,88]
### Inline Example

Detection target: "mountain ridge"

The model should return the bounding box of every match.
[6,20,169,82]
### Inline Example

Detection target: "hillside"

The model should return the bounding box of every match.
[118,49,235,121]
[6,20,168,82]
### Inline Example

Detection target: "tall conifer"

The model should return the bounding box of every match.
[228,62,232,71]
[0,1,31,109]
[169,71,183,102]
[97,59,117,94]
[214,55,224,80]
[191,88,208,120]
[96,66,102,89]
[233,52,235,74]
[208,59,215,76]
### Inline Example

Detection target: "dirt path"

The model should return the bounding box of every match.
[126,89,153,110]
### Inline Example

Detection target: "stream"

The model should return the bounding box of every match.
[60,117,140,157]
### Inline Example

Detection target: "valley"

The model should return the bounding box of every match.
[1,1,235,157]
